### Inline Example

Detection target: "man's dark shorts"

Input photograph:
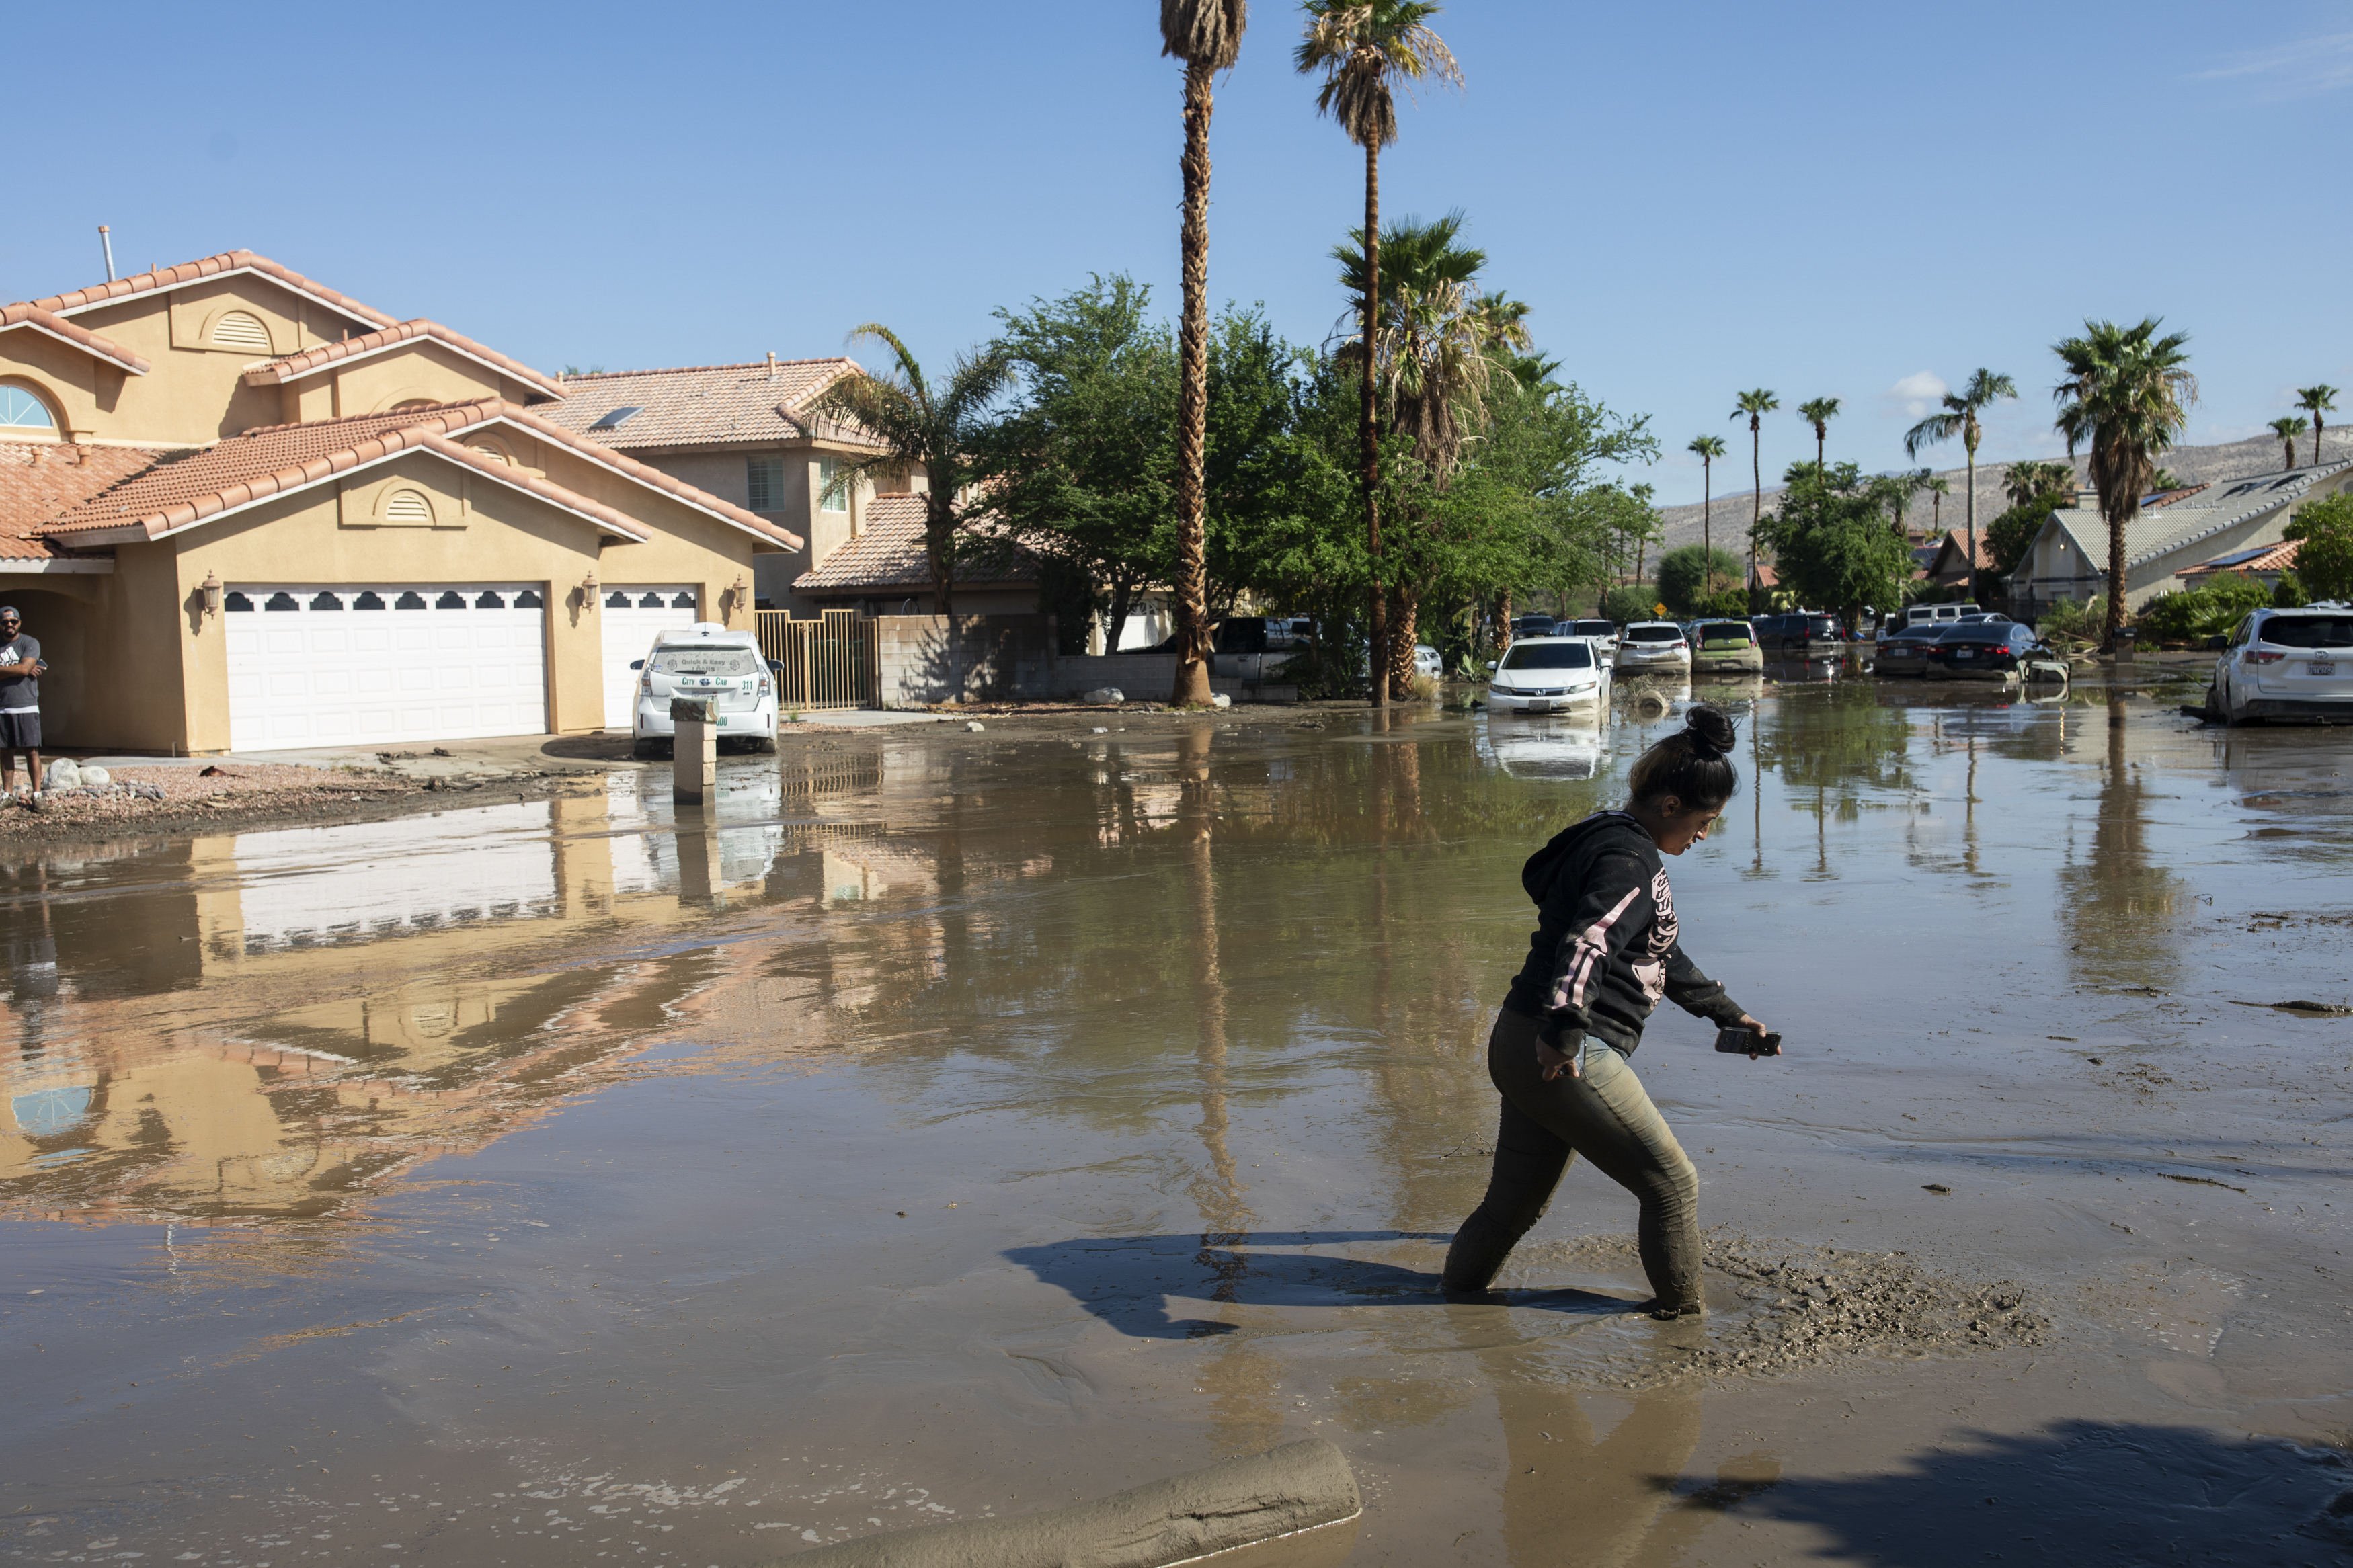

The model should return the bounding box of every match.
[0,712,41,749]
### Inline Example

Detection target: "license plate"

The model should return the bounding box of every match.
[1953,649,1974,659]
[1525,700,1554,712]
[2313,662,2337,677]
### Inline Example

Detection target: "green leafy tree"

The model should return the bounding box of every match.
[2272,571,2307,608]
[1160,0,1250,704]
[1903,368,2018,591]
[1983,493,2061,581]
[1752,461,1918,628]
[1656,544,1745,616]
[2050,318,2197,647]
[2296,384,2338,466]
[2269,415,2309,471]
[2149,468,2186,492]
[1796,396,1841,479]
[1730,389,1780,591]
[1296,0,1462,709]
[807,325,1012,618]
[1601,584,1654,624]
[2283,490,2353,600]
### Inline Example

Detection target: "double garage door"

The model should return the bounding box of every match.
[598,586,702,729]
[224,584,549,751]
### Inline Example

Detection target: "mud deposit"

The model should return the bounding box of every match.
[5,681,2352,1566]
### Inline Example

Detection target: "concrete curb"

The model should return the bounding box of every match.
[768,1438,1360,1568]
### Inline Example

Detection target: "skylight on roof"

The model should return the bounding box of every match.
[2205,546,2268,568]
[589,405,642,430]
[2224,481,2262,497]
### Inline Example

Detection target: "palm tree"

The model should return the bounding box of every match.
[1796,396,1841,479]
[1903,368,2018,593]
[2296,384,2338,466]
[2002,458,2075,509]
[1333,212,1525,697]
[1160,0,1248,708]
[1687,434,1728,593]
[1730,389,1779,593]
[2269,415,2309,471]
[2051,318,2196,649]
[807,325,1011,621]
[1923,472,1949,540]
[1297,0,1461,710]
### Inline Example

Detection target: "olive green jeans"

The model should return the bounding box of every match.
[1443,1007,1704,1313]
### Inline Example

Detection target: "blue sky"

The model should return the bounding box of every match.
[12,1,2352,505]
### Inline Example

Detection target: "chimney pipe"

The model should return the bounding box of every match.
[766,351,776,380]
[98,225,116,282]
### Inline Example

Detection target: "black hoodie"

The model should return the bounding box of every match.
[1503,809,1747,1057]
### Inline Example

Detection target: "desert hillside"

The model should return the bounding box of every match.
[1648,427,2353,559]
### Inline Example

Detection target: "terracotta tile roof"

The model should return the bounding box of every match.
[2178,538,2299,578]
[0,304,152,376]
[793,493,1036,592]
[536,357,871,449]
[0,440,166,559]
[36,399,801,552]
[241,319,565,401]
[24,250,398,330]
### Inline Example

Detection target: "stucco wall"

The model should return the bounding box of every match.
[59,444,767,753]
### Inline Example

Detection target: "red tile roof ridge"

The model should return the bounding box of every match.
[229,399,508,439]
[19,250,399,328]
[0,303,153,375]
[559,356,859,381]
[36,413,651,545]
[242,320,565,400]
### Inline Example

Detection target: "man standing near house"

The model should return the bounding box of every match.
[0,607,47,797]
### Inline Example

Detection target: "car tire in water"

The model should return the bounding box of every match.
[2203,684,2227,725]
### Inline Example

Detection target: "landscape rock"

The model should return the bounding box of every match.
[1211,693,1232,708]
[965,720,986,732]
[79,765,110,788]
[43,759,81,791]
[1084,687,1125,706]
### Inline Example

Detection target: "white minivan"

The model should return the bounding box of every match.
[629,622,780,757]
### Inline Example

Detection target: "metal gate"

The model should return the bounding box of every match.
[757,609,878,711]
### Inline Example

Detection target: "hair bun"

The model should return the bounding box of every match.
[1683,703,1738,757]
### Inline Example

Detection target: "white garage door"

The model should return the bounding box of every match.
[224,584,549,751]
[599,585,701,729]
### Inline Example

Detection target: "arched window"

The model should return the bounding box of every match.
[0,384,58,431]
[210,310,273,353]
[383,489,434,524]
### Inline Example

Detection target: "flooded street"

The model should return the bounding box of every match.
[5,677,2351,1566]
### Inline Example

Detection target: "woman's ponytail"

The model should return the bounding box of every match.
[1628,703,1741,808]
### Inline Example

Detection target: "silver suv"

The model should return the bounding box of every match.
[2206,605,2353,723]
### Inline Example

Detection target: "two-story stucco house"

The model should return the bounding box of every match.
[0,251,804,754]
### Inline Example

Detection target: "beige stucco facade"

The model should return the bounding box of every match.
[1,253,795,753]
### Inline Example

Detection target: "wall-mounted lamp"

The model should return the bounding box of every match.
[582,569,599,608]
[202,570,222,618]
[731,574,749,622]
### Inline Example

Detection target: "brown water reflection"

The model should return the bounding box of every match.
[5,686,2351,1566]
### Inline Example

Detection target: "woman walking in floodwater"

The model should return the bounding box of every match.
[1445,704,1773,1319]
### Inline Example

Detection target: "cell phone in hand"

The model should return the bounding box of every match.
[1715,1026,1781,1056]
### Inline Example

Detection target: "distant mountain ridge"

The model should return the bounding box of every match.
[1648,428,2353,559]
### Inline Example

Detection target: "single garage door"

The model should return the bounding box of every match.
[224,584,549,751]
[599,585,701,729]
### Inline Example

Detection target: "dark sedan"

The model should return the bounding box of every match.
[1873,624,1950,677]
[1925,622,2047,679]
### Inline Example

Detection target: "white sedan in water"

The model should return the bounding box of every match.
[1485,636,1609,713]
[1615,620,1693,672]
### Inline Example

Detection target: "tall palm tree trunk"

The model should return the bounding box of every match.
[1964,447,1977,600]
[1748,421,1761,597]
[1170,58,1217,707]
[1701,458,1712,596]
[1362,139,1386,710]
[1387,583,1418,698]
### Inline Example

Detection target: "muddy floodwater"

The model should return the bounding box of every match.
[5,675,2352,1566]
